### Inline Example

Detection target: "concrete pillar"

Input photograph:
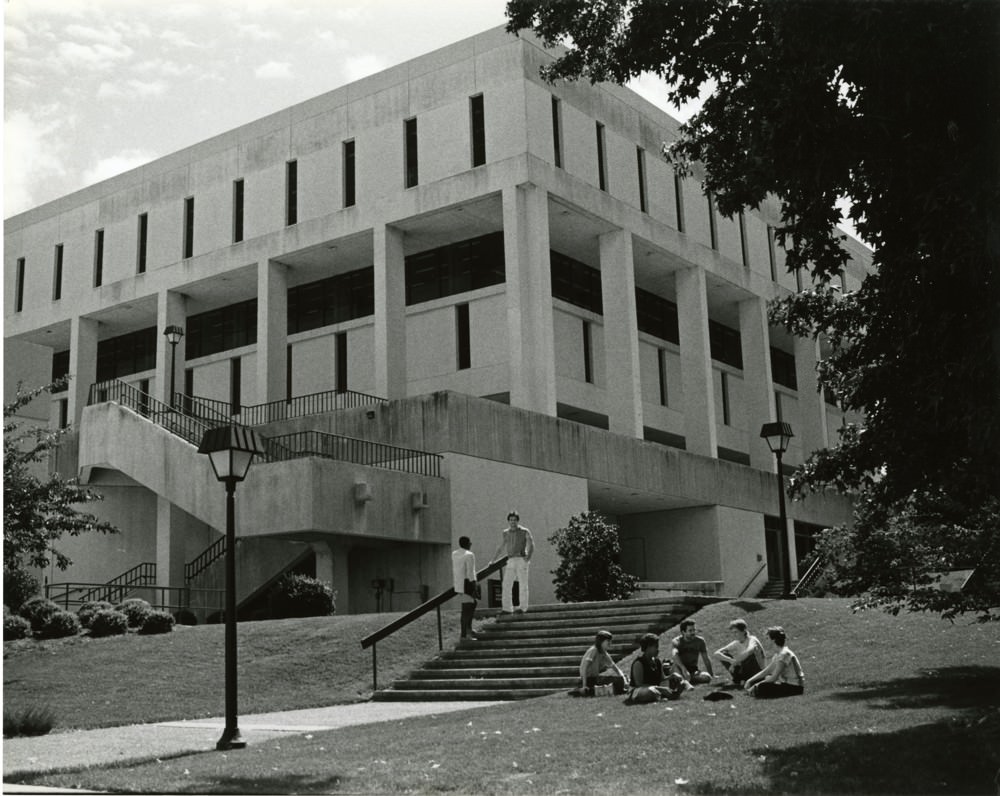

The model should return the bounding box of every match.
[313,540,351,614]
[155,290,187,408]
[599,228,643,437]
[675,267,717,456]
[502,183,556,415]
[68,315,98,426]
[794,335,829,454]
[156,497,187,589]
[739,296,777,470]
[257,259,289,404]
[373,224,407,399]
[786,515,799,580]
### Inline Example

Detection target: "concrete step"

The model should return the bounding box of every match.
[485,611,688,633]
[458,634,647,650]
[390,676,576,690]
[372,688,558,702]
[472,625,671,643]
[408,666,580,679]
[487,596,712,619]
[427,654,582,667]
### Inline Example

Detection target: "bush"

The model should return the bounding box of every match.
[115,598,152,628]
[549,511,640,603]
[77,600,115,629]
[38,610,81,639]
[89,609,129,638]
[173,608,197,626]
[18,597,61,632]
[3,568,39,612]
[269,573,336,618]
[138,610,175,635]
[3,705,55,737]
[4,614,31,641]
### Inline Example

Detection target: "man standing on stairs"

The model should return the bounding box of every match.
[490,510,534,614]
[452,536,478,639]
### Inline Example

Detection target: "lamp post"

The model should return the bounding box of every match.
[198,425,266,750]
[163,325,184,409]
[760,421,795,599]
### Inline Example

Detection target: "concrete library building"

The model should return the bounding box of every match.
[4,27,870,619]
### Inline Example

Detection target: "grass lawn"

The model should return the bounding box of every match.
[3,608,467,729]
[11,598,1000,795]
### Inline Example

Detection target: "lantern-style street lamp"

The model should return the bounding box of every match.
[760,421,795,599]
[198,425,266,750]
[163,325,184,409]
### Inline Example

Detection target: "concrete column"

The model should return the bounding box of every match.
[373,224,407,399]
[313,540,351,614]
[155,290,187,407]
[502,183,556,415]
[738,296,777,470]
[599,228,643,437]
[786,515,799,580]
[257,259,289,404]
[156,497,187,589]
[68,315,98,426]
[794,335,829,454]
[675,267,717,456]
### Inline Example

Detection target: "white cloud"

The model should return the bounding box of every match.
[5,25,30,50]
[4,111,68,216]
[97,79,169,99]
[237,23,278,41]
[254,61,293,80]
[160,29,200,49]
[82,150,156,187]
[134,59,194,78]
[55,40,134,71]
[343,54,385,83]
[64,23,125,46]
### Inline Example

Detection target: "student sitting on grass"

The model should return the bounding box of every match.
[578,630,627,695]
[670,619,715,685]
[714,619,766,687]
[625,633,692,704]
[745,626,805,699]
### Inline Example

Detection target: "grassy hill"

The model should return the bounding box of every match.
[8,598,1000,794]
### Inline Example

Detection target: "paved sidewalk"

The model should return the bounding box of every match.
[3,700,501,786]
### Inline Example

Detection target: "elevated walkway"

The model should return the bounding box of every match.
[372,596,721,701]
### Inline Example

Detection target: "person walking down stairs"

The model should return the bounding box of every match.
[452,536,478,639]
[490,510,534,614]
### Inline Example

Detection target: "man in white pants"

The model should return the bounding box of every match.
[490,511,534,614]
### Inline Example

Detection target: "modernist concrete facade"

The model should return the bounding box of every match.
[4,27,871,617]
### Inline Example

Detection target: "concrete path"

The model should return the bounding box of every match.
[3,700,501,788]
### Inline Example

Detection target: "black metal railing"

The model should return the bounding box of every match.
[360,557,507,690]
[790,555,827,597]
[185,536,240,582]
[736,561,769,598]
[88,379,214,448]
[266,430,443,477]
[77,562,157,604]
[46,581,224,617]
[239,389,386,426]
[173,392,232,426]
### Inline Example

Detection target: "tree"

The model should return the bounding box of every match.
[549,511,639,602]
[4,380,118,594]
[507,1,1000,618]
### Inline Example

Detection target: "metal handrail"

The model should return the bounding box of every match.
[267,430,443,477]
[89,379,215,447]
[77,562,157,604]
[46,581,224,615]
[174,392,232,425]
[185,537,241,582]
[239,389,387,426]
[360,556,508,690]
[736,561,768,598]
[790,555,827,597]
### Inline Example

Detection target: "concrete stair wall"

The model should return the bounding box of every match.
[372,596,721,701]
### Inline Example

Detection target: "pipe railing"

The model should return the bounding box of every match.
[46,581,224,616]
[360,556,508,690]
[185,537,242,582]
[267,430,443,477]
[88,379,214,448]
[238,389,387,426]
[78,562,157,604]
[736,561,769,598]
[790,555,827,597]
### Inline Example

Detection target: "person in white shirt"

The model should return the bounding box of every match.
[714,618,766,687]
[578,630,627,694]
[451,536,478,639]
[490,511,534,614]
[745,626,806,698]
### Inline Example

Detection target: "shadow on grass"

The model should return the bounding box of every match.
[726,599,767,613]
[690,667,1000,796]
[829,665,1000,711]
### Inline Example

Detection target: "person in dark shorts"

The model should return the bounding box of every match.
[745,626,805,699]
[578,630,627,695]
[626,633,692,703]
[670,619,715,685]
[714,618,766,687]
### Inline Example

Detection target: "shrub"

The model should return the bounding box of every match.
[18,597,61,632]
[115,598,152,628]
[138,610,175,635]
[173,608,197,626]
[77,600,115,629]
[4,614,31,641]
[3,568,39,612]
[89,609,129,638]
[38,610,81,639]
[3,705,55,738]
[269,573,336,618]
[549,511,639,603]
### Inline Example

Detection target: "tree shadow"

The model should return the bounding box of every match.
[727,599,767,613]
[828,665,1000,711]
[689,666,1000,795]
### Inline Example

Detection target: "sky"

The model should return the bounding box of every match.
[3,0,691,220]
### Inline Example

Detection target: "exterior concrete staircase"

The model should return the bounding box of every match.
[756,578,798,599]
[372,596,721,701]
